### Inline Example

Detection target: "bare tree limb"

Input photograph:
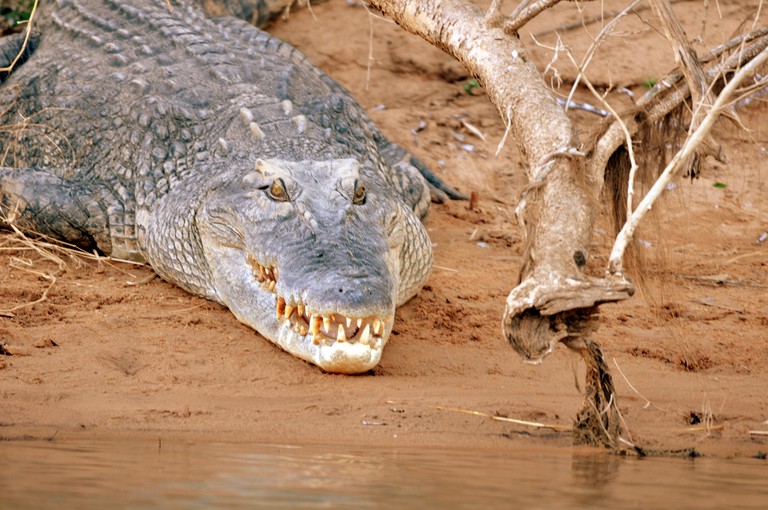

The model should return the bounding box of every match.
[648,0,717,160]
[364,0,634,366]
[589,30,768,189]
[505,0,564,33]
[485,0,508,22]
[561,1,640,218]
[608,46,768,275]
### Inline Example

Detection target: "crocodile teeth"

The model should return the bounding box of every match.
[310,315,321,336]
[247,255,279,294]
[273,297,386,348]
[359,324,371,346]
[251,247,387,348]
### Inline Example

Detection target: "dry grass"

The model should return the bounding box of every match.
[0,212,145,316]
[435,406,572,431]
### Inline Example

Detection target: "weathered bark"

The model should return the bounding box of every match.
[365,0,634,369]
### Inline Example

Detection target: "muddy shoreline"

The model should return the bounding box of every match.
[2,0,767,459]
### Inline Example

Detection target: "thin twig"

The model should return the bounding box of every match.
[724,251,765,264]
[505,0,563,33]
[364,5,375,91]
[676,273,768,288]
[484,0,507,23]
[508,0,533,22]
[561,0,640,217]
[0,264,56,314]
[609,46,768,275]
[612,357,653,409]
[678,424,725,432]
[0,0,39,75]
[495,104,513,156]
[435,406,572,431]
[304,0,318,21]
[648,0,715,132]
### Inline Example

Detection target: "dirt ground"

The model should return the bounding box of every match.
[1,0,767,457]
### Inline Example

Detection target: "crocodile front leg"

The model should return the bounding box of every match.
[0,167,139,260]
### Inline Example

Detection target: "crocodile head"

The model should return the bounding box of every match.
[196,158,429,374]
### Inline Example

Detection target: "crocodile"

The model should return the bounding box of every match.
[0,0,463,373]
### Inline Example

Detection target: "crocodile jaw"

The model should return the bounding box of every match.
[240,300,391,373]
[226,279,393,373]
[199,238,396,374]
[275,315,391,374]
[246,255,392,373]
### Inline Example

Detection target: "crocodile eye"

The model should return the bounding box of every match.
[268,178,290,202]
[352,180,366,205]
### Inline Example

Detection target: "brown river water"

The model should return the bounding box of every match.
[1,439,766,509]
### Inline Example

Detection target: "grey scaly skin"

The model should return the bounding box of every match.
[0,0,461,373]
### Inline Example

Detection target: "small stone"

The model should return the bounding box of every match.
[34,338,59,349]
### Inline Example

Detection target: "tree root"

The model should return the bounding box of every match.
[571,339,622,449]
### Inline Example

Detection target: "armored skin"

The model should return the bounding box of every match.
[0,0,459,373]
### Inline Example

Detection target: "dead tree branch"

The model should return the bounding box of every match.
[589,29,768,188]
[648,0,712,110]
[365,0,635,368]
[505,0,564,33]
[609,45,768,275]
[360,0,768,448]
